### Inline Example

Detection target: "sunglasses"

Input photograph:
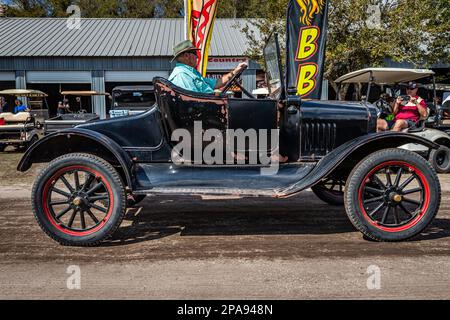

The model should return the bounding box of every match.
[186,51,198,57]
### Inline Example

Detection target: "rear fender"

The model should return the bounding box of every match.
[278,132,439,197]
[17,128,134,189]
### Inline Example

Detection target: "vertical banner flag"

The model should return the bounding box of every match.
[185,0,219,76]
[286,0,329,99]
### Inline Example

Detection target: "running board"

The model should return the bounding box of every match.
[132,163,316,198]
[134,187,278,198]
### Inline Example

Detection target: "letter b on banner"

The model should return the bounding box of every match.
[297,27,320,61]
[297,64,318,96]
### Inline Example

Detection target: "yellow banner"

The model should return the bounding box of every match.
[186,0,219,76]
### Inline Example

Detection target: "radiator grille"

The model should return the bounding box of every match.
[301,122,337,158]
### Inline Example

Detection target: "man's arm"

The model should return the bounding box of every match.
[214,62,248,89]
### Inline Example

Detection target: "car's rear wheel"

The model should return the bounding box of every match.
[32,153,126,246]
[429,145,450,173]
[0,144,5,152]
[312,178,345,206]
[345,148,440,242]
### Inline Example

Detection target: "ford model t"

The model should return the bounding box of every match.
[18,34,441,246]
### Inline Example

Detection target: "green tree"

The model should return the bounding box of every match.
[5,0,49,17]
[240,0,288,66]
[239,0,450,97]
[120,0,158,18]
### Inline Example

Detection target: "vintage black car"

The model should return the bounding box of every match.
[18,34,441,246]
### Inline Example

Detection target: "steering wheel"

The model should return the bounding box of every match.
[220,65,248,97]
[374,98,392,118]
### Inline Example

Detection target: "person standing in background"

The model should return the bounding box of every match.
[57,101,67,116]
[0,97,8,113]
[13,99,28,114]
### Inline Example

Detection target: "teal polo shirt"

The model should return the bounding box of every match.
[168,63,217,94]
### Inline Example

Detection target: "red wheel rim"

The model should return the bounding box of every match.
[42,166,114,236]
[358,161,430,233]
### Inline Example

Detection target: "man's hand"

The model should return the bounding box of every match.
[233,62,248,75]
[396,96,404,105]
[215,62,249,89]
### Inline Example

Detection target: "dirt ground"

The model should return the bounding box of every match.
[1,150,450,300]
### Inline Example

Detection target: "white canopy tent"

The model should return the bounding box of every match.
[335,68,435,85]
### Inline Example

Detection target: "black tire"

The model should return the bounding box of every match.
[312,179,345,206]
[429,145,450,173]
[32,153,126,247]
[127,194,146,207]
[0,144,5,152]
[345,148,440,242]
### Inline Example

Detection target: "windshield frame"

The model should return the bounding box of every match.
[263,32,285,100]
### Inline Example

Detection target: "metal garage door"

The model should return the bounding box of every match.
[27,71,92,83]
[0,72,15,81]
[105,71,168,82]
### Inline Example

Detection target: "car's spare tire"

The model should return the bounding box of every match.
[345,148,440,242]
[429,145,450,173]
[32,153,126,247]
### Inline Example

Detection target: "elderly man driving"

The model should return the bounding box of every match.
[169,40,247,94]
[377,82,428,132]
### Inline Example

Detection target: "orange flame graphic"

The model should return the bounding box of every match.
[296,0,325,26]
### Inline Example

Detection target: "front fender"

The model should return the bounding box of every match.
[17,128,134,188]
[278,132,439,197]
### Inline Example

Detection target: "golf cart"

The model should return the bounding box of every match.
[335,68,450,173]
[431,86,450,133]
[18,34,441,246]
[0,89,49,128]
[109,86,155,118]
[44,91,104,135]
[0,111,39,152]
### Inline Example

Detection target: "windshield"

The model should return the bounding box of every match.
[113,90,155,109]
[263,33,284,99]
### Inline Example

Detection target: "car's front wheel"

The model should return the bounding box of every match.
[32,153,126,246]
[345,148,440,242]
